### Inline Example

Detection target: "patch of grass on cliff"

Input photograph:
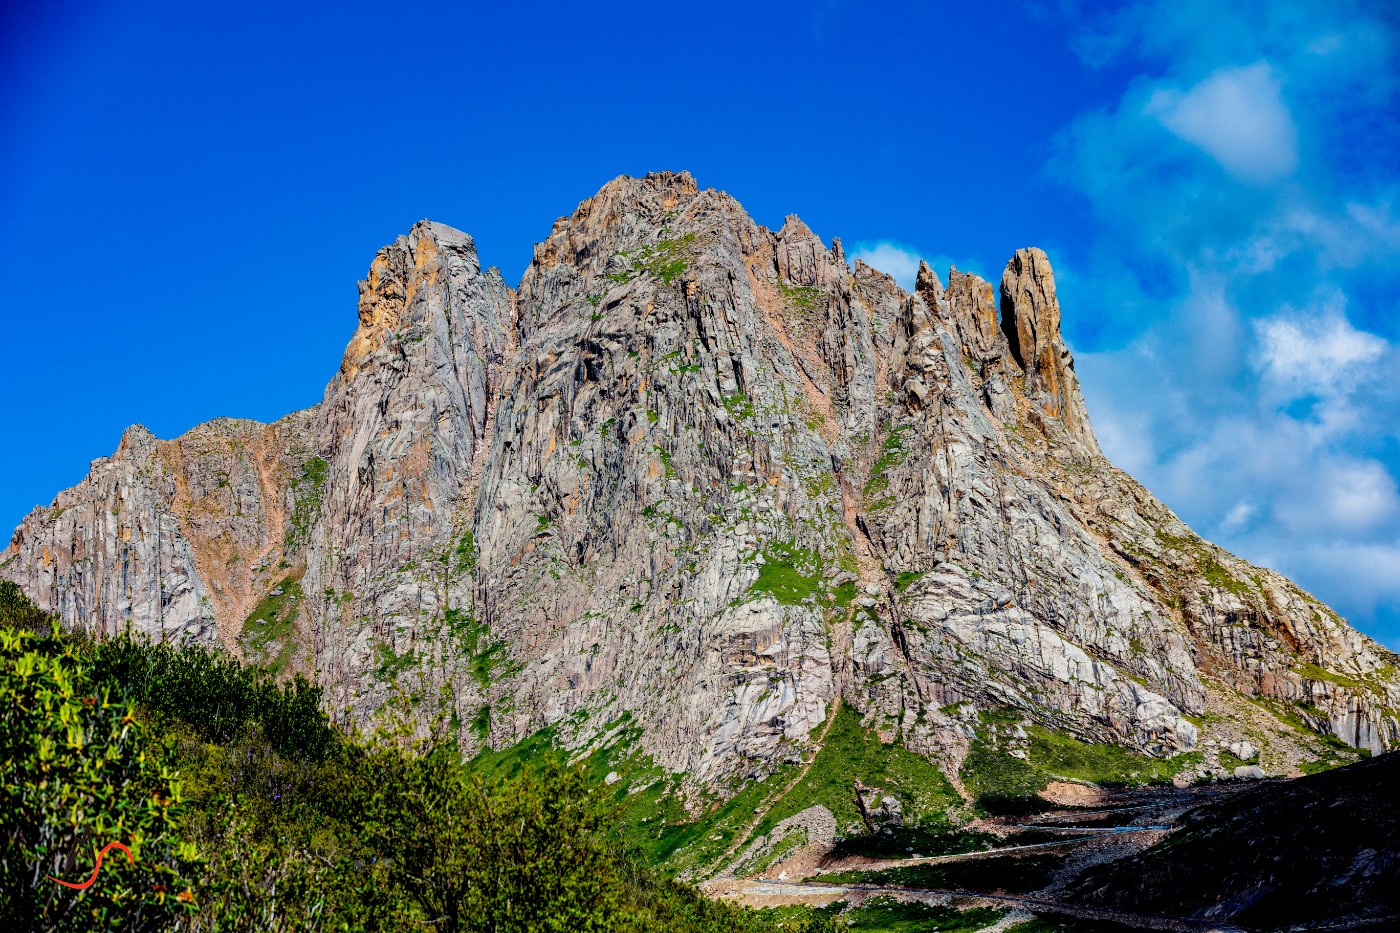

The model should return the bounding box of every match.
[609,233,697,287]
[1154,530,1253,598]
[372,639,419,682]
[748,541,826,606]
[755,705,961,837]
[452,530,477,574]
[777,281,827,316]
[894,571,925,593]
[723,392,756,420]
[653,445,677,479]
[1294,662,1369,692]
[240,572,304,676]
[441,606,485,655]
[749,546,862,611]
[864,427,911,498]
[285,456,328,550]
[463,621,509,689]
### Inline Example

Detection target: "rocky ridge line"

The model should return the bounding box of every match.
[3,173,1396,797]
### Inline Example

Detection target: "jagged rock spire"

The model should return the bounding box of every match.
[1000,247,1100,455]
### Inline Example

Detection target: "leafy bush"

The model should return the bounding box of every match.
[0,578,54,633]
[0,585,841,933]
[360,749,627,932]
[0,625,201,932]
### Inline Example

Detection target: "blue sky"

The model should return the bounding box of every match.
[3,1,1397,646]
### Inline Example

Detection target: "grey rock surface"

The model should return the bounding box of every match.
[3,172,1397,794]
[1229,741,1260,762]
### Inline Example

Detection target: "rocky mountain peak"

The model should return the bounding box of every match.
[339,219,499,380]
[3,172,1396,801]
[115,423,158,460]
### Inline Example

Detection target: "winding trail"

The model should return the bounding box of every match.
[705,698,844,876]
[735,879,1249,933]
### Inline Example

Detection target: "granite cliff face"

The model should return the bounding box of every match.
[4,173,1397,793]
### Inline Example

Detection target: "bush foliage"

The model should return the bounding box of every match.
[0,625,201,932]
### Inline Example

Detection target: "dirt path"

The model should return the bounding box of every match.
[703,697,844,878]
[732,880,1249,933]
[815,825,1169,876]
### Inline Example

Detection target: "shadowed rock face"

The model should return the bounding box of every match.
[3,172,1397,788]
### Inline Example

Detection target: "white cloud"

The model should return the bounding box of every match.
[1145,62,1298,182]
[1220,501,1256,532]
[849,241,923,290]
[1255,310,1387,399]
[1322,460,1400,532]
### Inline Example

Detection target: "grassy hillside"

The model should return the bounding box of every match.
[959,708,1202,814]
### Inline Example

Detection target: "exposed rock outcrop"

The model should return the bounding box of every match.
[3,172,1396,792]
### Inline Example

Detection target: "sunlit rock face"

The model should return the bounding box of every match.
[5,172,1397,789]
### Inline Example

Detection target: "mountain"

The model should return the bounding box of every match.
[3,171,1396,812]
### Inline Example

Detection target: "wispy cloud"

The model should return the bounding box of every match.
[1145,62,1297,182]
[1255,307,1387,399]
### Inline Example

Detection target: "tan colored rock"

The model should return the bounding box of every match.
[1000,247,1100,454]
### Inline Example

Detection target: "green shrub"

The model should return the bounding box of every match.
[0,588,840,933]
[0,625,201,932]
[360,749,629,932]
[86,635,335,761]
[0,579,53,633]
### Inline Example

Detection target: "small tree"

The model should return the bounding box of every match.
[360,745,628,933]
[0,579,54,633]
